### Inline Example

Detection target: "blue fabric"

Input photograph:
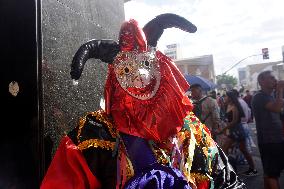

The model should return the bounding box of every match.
[121,133,190,189]
[124,164,191,189]
[184,74,216,91]
[121,133,157,172]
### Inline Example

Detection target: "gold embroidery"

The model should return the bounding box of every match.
[190,172,209,184]
[77,117,86,143]
[77,139,115,151]
[182,112,218,174]
[125,155,134,179]
[152,147,169,165]
[77,110,117,143]
[116,143,135,188]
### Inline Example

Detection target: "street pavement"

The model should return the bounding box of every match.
[236,122,284,189]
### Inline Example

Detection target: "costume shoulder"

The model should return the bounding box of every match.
[41,110,118,189]
[68,110,117,151]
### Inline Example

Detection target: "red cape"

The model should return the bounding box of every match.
[41,136,101,189]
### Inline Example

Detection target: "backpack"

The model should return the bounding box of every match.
[192,96,209,123]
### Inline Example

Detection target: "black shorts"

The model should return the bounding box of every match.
[258,142,284,178]
[228,123,246,142]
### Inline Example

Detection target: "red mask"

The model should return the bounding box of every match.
[104,19,193,142]
[71,15,197,142]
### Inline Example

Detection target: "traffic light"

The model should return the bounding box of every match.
[262,48,269,59]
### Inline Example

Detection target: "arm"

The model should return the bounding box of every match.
[221,106,239,133]
[265,87,284,113]
[239,99,250,123]
[210,99,221,134]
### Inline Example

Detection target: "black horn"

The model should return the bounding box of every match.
[143,13,197,47]
[70,39,120,80]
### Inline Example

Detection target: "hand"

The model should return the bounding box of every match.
[277,80,284,89]
[276,80,284,99]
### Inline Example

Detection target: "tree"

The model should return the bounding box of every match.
[216,74,238,89]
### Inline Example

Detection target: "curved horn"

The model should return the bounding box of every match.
[70,39,120,80]
[142,13,197,47]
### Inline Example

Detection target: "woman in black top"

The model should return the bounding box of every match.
[219,90,257,176]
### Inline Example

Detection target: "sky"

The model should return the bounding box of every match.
[124,0,284,77]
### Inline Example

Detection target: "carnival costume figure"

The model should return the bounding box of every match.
[41,14,246,189]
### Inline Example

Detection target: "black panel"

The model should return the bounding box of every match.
[0,0,41,188]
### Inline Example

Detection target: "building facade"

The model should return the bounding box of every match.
[164,43,181,60]
[238,67,247,86]
[174,55,215,82]
[238,61,284,90]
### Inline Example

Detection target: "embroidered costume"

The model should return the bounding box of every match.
[41,14,246,189]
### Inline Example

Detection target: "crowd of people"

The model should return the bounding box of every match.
[189,84,257,176]
[188,70,284,189]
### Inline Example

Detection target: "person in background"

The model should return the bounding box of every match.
[190,84,220,139]
[216,93,222,105]
[243,89,254,122]
[252,70,284,189]
[219,90,257,176]
[232,89,254,163]
[209,90,217,99]
[232,89,251,123]
[216,92,226,121]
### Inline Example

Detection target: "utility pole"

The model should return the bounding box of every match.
[222,54,262,75]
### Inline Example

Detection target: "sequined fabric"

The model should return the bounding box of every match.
[124,164,191,189]
[105,51,193,142]
[119,19,147,52]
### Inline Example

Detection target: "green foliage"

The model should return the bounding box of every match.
[216,74,237,89]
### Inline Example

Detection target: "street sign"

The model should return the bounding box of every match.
[262,48,269,59]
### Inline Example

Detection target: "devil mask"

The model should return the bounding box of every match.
[71,14,197,142]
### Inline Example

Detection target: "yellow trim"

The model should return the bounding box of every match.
[77,110,117,143]
[77,117,86,143]
[77,139,115,151]
[190,172,210,183]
